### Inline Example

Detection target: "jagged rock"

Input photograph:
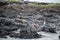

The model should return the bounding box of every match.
[0,8,5,13]
[0,19,14,26]
[9,34,15,37]
[0,28,8,38]
[0,3,60,39]
[9,33,20,38]
[0,13,6,17]
[19,30,42,39]
[0,36,7,38]
[0,1,9,6]
[43,14,53,17]
[0,18,19,31]
[24,1,28,4]
[41,27,56,33]
[48,28,56,33]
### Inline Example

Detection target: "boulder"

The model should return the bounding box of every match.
[19,30,42,39]
[0,19,14,26]
[41,27,56,33]
[0,8,5,13]
[0,28,8,38]
[0,13,6,17]
[9,33,20,38]
[48,28,56,33]
[0,1,9,6]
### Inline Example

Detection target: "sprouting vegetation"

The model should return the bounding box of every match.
[6,0,18,2]
[6,0,24,3]
[30,3,60,8]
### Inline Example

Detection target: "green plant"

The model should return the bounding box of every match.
[30,3,60,8]
[6,0,19,3]
[7,0,16,1]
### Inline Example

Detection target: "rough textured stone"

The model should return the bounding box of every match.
[19,30,41,39]
[0,1,9,6]
[0,3,60,39]
[41,27,56,33]
[59,36,60,39]
[0,13,6,17]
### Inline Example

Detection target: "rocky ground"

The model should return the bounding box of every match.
[0,2,60,40]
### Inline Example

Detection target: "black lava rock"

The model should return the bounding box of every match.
[48,28,56,33]
[9,33,20,38]
[0,8,5,13]
[0,13,6,17]
[19,30,41,39]
[9,34,15,37]
[0,28,8,38]
[0,1,9,6]
[0,36,7,38]
[43,14,53,17]
[41,27,56,33]
[0,19,14,26]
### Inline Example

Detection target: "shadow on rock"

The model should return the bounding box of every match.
[41,27,56,33]
[19,30,42,39]
[8,30,42,39]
